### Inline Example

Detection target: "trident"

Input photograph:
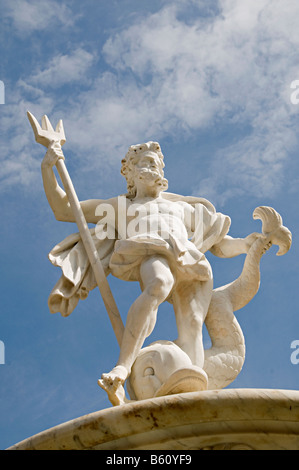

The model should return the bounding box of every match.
[27,111,125,346]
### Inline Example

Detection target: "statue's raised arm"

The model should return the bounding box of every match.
[27,111,124,346]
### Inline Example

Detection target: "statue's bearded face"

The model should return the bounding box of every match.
[121,142,168,198]
[133,152,163,185]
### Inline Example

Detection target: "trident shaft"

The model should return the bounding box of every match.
[27,111,124,346]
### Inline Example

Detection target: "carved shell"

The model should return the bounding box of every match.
[253,206,282,233]
[272,226,292,256]
[253,206,292,256]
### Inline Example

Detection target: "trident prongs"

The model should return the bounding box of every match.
[27,111,66,148]
[41,114,54,132]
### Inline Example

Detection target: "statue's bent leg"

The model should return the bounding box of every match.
[172,279,213,368]
[98,255,175,405]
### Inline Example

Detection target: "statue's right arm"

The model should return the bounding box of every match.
[41,142,114,224]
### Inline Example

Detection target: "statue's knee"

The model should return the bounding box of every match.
[146,275,174,302]
[188,314,204,332]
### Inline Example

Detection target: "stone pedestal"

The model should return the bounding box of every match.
[8,389,299,450]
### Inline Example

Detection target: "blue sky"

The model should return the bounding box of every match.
[0,0,299,449]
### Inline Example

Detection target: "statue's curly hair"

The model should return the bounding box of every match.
[121,141,168,198]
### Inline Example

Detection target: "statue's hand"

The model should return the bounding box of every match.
[244,232,266,253]
[42,140,65,168]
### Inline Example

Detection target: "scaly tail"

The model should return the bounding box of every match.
[204,206,291,390]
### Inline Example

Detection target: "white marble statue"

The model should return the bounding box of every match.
[28,113,292,407]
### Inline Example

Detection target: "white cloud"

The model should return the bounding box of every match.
[0,85,56,191]
[0,46,95,191]
[3,0,77,33]
[2,0,299,203]
[29,48,95,87]
[94,0,299,203]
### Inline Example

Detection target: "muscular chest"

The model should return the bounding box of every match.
[126,199,185,223]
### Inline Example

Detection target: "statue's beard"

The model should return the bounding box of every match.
[138,168,161,184]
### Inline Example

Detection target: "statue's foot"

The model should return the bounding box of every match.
[98,365,128,406]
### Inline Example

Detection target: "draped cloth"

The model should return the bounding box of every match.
[48,192,231,317]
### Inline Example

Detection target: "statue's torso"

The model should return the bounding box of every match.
[122,197,193,241]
